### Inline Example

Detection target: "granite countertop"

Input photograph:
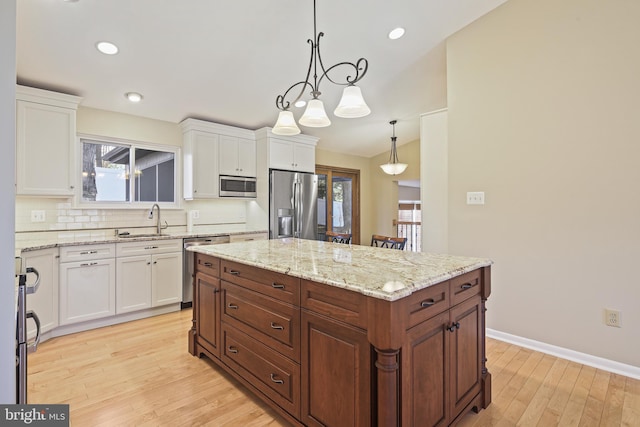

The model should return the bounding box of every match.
[189,238,493,301]
[16,225,267,255]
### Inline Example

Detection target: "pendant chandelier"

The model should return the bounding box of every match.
[272,0,371,136]
[380,120,408,176]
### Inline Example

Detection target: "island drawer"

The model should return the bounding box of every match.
[221,260,300,305]
[450,269,482,306]
[222,281,300,362]
[195,254,220,278]
[221,324,300,419]
[301,279,367,329]
[405,281,450,328]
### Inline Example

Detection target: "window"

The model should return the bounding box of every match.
[79,136,178,207]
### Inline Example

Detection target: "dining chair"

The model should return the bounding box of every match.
[370,234,407,250]
[325,230,352,244]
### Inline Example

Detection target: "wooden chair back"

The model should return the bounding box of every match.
[325,231,352,244]
[370,234,407,250]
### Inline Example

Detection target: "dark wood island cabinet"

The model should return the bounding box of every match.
[188,238,492,426]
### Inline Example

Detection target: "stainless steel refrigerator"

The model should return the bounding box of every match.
[269,169,318,240]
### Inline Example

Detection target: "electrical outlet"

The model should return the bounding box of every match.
[466,192,485,205]
[31,210,46,222]
[604,309,621,327]
[190,210,200,219]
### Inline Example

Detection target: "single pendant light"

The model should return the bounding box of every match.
[380,120,408,175]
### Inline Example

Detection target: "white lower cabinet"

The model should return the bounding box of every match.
[116,239,182,314]
[22,248,59,338]
[59,258,116,325]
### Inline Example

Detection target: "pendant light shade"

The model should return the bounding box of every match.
[299,99,331,127]
[334,85,371,118]
[380,120,408,176]
[272,110,301,135]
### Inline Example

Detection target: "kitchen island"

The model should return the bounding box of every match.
[188,238,492,426]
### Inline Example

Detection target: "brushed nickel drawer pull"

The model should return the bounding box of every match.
[270,322,284,330]
[80,250,98,255]
[227,303,239,310]
[203,262,213,267]
[145,246,159,250]
[228,346,238,354]
[229,270,240,275]
[420,299,435,307]
[270,374,284,384]
[80,262,98,267]
[461,283,473,290]
[271,283,285,289]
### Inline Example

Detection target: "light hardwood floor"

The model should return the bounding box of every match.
[28,309,639,426]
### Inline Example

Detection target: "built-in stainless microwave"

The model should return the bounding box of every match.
[219,175,257,198]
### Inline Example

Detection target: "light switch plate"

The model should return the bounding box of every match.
[466,192,485,205]
[190,210,200,219]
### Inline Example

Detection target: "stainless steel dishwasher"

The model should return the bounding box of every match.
[182,235,230,308]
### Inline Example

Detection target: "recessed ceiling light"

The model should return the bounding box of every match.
[125,92,143,103]
[96,41,118,55]
[388,27,405,40]
[64,0,80,3]
[294,100,306,108]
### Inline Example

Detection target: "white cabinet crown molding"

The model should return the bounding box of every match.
[16,85,82,110]
[254,127,318,146]
[179,118,255,140]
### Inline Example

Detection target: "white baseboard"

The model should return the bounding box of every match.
[487,328,640,380]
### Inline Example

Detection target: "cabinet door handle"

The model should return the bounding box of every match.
[203,262,213,267]
[227,303,239,310]
[447,322,461,333]
[461,283,473,290]
[270,322,284,330]
[147,262,151,265]
[228,346,238,354]
[420,298,435,307]
[213,288,220,294]
[271,283,285,289]
[80,250,98,255]
[153,261,157,265]
[229,270,240,275]
[80,262,98,267]
[270,374,284,384]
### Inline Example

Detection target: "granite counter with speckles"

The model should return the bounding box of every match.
[188,238,492,301]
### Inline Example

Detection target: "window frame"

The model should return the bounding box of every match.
[76,133,181,209]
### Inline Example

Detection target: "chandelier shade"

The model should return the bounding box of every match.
[334,85,371,118]
[299,99,331,127]
[271,0,369,135]
[380,120,408,176]
[273,110,301,135]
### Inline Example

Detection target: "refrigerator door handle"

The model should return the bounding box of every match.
[293,181,299,237]
[26,310,41,354]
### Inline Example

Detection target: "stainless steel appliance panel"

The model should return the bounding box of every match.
[269,170,318,240]
[182,235,230,308]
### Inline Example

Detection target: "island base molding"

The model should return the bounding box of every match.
[188,252,492,426]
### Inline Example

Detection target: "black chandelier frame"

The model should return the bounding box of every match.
[275,0,369,112]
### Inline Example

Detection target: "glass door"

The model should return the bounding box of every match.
[316,166,360,244]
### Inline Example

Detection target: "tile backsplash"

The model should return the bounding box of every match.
[15,197,251,234]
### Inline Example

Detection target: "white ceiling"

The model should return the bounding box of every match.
[16,0,507,157]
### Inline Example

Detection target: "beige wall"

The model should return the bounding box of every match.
[447,0,640,366]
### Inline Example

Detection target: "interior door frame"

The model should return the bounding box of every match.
[316,165,361,245]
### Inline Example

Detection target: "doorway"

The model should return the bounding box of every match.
[316,166,360,244]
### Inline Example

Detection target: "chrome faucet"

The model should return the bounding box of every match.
[148,204,167,234]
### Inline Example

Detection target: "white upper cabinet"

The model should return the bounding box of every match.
[181,118,256,199]
[218,135,256,177]
[255,128,318,173]
[16,85,82,196]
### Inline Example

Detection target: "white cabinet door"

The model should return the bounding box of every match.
[23,248,59,338]
[184,131,219,199]
[219,136,257,177]
[16,100,76,196]
[60,259,116,325]
[237,138,257,177]
[269,138,295,170]
[268,137,315,172]
[293,143,316,173]
[116,255,152,313]
[151,252,182,307]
